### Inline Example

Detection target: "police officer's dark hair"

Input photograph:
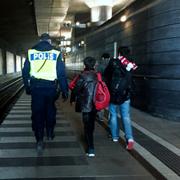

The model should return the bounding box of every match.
[118,46,130,57]
[83,56,96,70]
[101,53,110,59]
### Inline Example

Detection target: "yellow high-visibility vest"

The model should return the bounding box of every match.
[28,49,60,81]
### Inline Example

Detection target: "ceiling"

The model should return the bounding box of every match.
[0,0,38,53]
[34,0,135,38]
[0,0,135,54]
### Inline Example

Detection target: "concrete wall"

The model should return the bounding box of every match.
[6,51,15,74]
[16,55,21,72]
[68,0,180,121]
[22,57,26,69]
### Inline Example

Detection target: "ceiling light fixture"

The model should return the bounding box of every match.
[85,0,118,8]
[85,0,119,24]
[120,15,127,22]
[75,21,80,26]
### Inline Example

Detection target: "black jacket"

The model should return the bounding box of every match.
[70,70,97,112]
[104,58,132,105]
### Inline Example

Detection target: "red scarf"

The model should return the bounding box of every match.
[118,55,138,70]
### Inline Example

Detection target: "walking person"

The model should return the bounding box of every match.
[22,33,68,154]
[70,57,97,157]
[96,53,110,77]
[96,53,110,121]
[104,46,137,150]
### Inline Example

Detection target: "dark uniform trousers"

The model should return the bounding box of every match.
[31,79,57,142]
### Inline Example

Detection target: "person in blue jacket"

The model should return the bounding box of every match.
[22,33,68,154]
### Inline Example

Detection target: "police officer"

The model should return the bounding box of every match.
[22,33,68,154]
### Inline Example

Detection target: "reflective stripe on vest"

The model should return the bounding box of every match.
[28,49,60,81]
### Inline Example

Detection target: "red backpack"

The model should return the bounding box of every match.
[93,73,110,110]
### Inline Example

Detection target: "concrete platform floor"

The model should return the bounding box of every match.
[0,93,155,179]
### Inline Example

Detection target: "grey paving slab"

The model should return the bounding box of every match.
[3,119,68,123]
[13,103,31,105]
[6,114,64,118]
[1,120,32,124]
[0,166,92,179]
[0,126,71,132]
[0,136,76,143]
[0,131,74,137]
[0,148,83,158]
[132,121,180,156]
[2,177,96,180]
[6,114,31,118]
[9,111,64,115]
[0,93,156,179]
[1,123,70,127]
[60,101,155,179]
[10,109,31,113]
[0,166,155,180]
[0,141,80,149]
[12,107,31,110]
[131,108,180,149]
[0,156,88,167]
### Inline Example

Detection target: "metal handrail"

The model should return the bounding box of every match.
[133,74,180,80]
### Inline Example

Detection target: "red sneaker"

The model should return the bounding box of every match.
[126,139,134,150]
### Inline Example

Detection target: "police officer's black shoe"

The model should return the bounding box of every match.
[47,129,55,140]
[47,133,55,140]
[36,141,44,155]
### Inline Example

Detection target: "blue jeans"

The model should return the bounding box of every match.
[109,99,133,141]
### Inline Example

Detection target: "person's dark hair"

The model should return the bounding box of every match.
[83,56,96,70]
[101,53,110,59]
[40,33,50,41]
[118,46,130,57]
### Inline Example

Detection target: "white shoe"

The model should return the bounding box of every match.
[112,138,118,142]
[86,149,95,157]
[87,153,95,157]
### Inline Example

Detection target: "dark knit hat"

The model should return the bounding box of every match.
[40,33,50,41]
[101,53,110,59]
[118,46,130,57]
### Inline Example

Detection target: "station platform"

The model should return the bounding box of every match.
[0,92,179,180]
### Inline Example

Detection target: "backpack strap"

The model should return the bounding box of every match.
[68,74,80,90]
[96,72,102,81]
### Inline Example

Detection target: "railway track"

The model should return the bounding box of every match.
[0,76,24,123]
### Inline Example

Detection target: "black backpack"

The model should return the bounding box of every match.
[109,58,132,104]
